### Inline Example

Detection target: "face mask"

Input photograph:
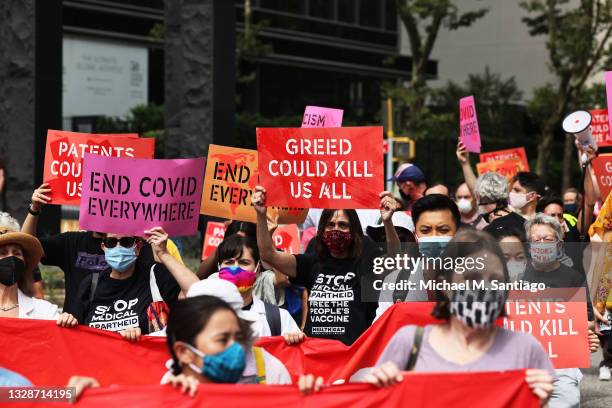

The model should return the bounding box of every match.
[456,198,473,215]
[563,203,578,215]
[529,242,558,266]
[322,230,353,253]
[506,260,527,282]
[186,342,246,383]
[417,236,452,258]
[218,266,256,293]
[104,246,137,272]
[509,192,530,210]
[0,256,25,286]
[450,286,505,328]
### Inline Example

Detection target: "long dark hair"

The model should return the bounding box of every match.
[431,229,509,320]
[166,296,247,375]
[315,209,364,259]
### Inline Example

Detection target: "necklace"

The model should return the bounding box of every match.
[0,304,19,312]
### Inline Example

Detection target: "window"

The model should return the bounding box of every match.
[259,0,304,14]
[359,0,382,28]
[337,0,356,23]
[310,0,334,19]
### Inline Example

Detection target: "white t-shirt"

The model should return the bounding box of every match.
[18,289,59,320]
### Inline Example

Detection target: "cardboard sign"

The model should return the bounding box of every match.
[606,71,612,143]
[302,106,344,128]
[43,130,155,205]
[503,288,590,368]
[592,153,612,201]
[476,158,526,180]
[256,127,384,209]
[459,96,481,153]
[480,147,529,171]
[79,154,205,236]
[201,221,226,260]
[590,109,612,147]
[272,224,300,254]
[200,144,307,224]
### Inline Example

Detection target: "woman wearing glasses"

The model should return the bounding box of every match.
[73,228,198,341]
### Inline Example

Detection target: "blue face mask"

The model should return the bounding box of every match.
[104,246,137,272]
[186,342,246,383]
[417,236,452,258]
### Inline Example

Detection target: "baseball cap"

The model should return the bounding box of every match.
[187,278,259,322]
[388,163,425,183]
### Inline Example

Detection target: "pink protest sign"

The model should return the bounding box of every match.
[302,106,344,128]
[459,96,481,153]
[606,71,612,142]
[79,154,205,236]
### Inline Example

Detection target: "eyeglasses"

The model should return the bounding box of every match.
[103,237,138,248]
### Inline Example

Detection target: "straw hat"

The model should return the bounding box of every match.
[0,228,44,275]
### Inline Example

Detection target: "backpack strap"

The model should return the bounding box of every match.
[252,347,267,384]
[405,326,424,371]
[149,264,163,302]
[263,301,282,336]
[89,272,100,303]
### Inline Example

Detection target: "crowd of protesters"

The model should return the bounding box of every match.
[0,136,610,408]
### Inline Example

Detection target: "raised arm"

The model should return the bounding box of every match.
[380,191,400,253]
[456,141,477,197]
[196,248,219,279]
[252,186,297,278]
[21,183,51,236]
[577,145,597,234]
[145,227,198,292]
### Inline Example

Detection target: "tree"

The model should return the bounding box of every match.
[521,0,612,183]
[394,0,488,138]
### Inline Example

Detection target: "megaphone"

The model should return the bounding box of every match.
[562,111,597,164]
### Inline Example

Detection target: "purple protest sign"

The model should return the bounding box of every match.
[79,154,205,236]
[606,71,612,142]
[302,106,344,128]
[459,96,481,153]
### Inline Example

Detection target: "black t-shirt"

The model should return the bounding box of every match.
[483,212,526,235]
[523,262,593,320]
[291,237,382,345]
[74,261,179,334]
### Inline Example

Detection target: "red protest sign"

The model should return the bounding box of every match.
[592,153,612,201]
[590,109,612,147]
[256,127,384,209]
[503,288,590,369]
[43,130,155,205]
[272,224,300,254]
[480,147,529,171]
[201,221,227,260]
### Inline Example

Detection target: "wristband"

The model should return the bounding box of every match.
[28,204,41,216]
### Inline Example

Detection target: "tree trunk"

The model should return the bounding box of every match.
[536,122,555,179]
[561,133,574,192]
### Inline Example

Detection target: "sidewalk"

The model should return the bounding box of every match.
[582,352,612,407]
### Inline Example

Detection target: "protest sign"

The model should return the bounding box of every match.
[201,221,226,260]
[43,130,155,205]
[503,288,590,369]
[606,71,612,142]
[272,224,300,254]
[79,154,205,236]
[302,106,344,128]
[592,153,612,201]
[459,96,481,153]
[200,144,307,224]
[256,127,384,209]
[476,158,525,180]
[480,147,529,171]
[590,109,612,147]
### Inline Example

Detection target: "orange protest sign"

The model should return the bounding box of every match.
[479,147,529,171]
[503,288,590,368]
[592,153,612,201]
[272,224,300,254]
[201,221,226,260]
[476,157,526,180]
[200,145,307,224]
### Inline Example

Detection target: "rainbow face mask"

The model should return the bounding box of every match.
[218,266,256,293]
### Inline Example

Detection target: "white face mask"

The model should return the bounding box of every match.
[456,198,473,215]
[530,242,558,266]
[509,192,530,210]
[506,260,527,281]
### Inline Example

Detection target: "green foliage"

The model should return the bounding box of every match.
[149,23,165,40]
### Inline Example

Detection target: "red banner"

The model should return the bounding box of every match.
[272,224,300,254]
[590,109,612,147]
[480,147,530,171]
[256,127,384,209]
[592,154,612,201]
[43,130,155,205]
[201,221,226,260]
[54,371,534,408]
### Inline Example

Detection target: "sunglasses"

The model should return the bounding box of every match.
[103,237,138,248]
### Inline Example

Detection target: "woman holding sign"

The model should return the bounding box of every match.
[252,186,400,345]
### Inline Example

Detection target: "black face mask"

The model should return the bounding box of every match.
[0,256,25,286]
[563,203,578,215]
